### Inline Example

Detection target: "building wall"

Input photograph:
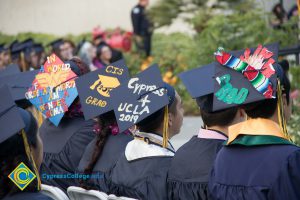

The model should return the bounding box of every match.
[0,0,157,36]
[0,0,296,36]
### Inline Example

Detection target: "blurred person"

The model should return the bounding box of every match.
[0,44,10,69]
[10,39,35,71]
[78,41,97,71]
[131,0,153,58]
[64,39,75,60]
[93,28,123,63]
[288,5,298,20]
[93,44,112,69]
[25,43,45,70]
[48,39,66,61]
[271,3,288,29]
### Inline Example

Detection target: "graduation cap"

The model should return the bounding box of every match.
[48,38,64,50]
[10,39,35,59]
[0,85,26,143]
[9,40,19,51]
[26,53,78,126]
[0,70,39,101]
[0,64,20,77]
[25,43,44,56]
[111,64,170,134]
[0,44,8,53]
[180,43,279,112]
[76,59,130,120]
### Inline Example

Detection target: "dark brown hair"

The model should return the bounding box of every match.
[80,111,116,189]
[137,97,177,133]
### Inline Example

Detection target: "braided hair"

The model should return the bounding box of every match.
[80,111,117,189]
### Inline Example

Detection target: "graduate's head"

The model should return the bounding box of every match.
[49,39,65,60]
[97,44,112,63]
[62,40,75,60]
[139,0,149,7]
[0,107,42,198]
[137,83,184,138]
[196,94,246,128]
[243,64,291,122]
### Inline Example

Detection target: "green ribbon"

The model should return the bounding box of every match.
[225,135,296,146]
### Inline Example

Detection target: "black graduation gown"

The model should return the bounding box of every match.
[168,135,225,200]
[39,116,95,192]
[107,154,173,200]
[209,139,300,199]
[77,133,133,192]
[3,192,53,200]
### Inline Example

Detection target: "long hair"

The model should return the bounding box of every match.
[80,111,117,189]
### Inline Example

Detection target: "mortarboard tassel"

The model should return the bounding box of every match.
[276,79,290,141]
[162,106,169,148]
[21,129,41,190]
[20,52,27,72]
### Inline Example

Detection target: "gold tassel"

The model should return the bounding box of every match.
[21,130,41,190]
[20,52,27,72]
[162,106,169,148]
[276,79,290,141]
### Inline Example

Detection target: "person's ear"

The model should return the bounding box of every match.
[168,112,174,128]
[237,108,247,122]
[282,93,288,107]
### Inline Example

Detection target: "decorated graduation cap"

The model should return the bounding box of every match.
[180,43,279,112]
[76,59,130,120]
[0,84,41,189]
[26,53,78,126]
[111,64,172,147]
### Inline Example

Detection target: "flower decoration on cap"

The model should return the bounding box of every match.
[214,44,276,99]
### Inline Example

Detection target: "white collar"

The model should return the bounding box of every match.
[125,132,175,161]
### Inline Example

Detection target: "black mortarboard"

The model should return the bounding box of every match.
[76,59,130,120]
[25,43,44,57]
[111,64,170,132]
[0,70,39,101]
[180,43,279,112]
[0,64,20,77]
[0,85,25,143]
[10,38,35,59]
[9,40,19,51]
[0,44,8,53]
[48,38,64,49]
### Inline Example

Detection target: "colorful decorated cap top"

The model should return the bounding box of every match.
[26,54,79,126]
[180,43,280,112]
[110,64,173,133]
[75,59,130,120]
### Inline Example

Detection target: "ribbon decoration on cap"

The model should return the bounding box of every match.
[214,44,276,99]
